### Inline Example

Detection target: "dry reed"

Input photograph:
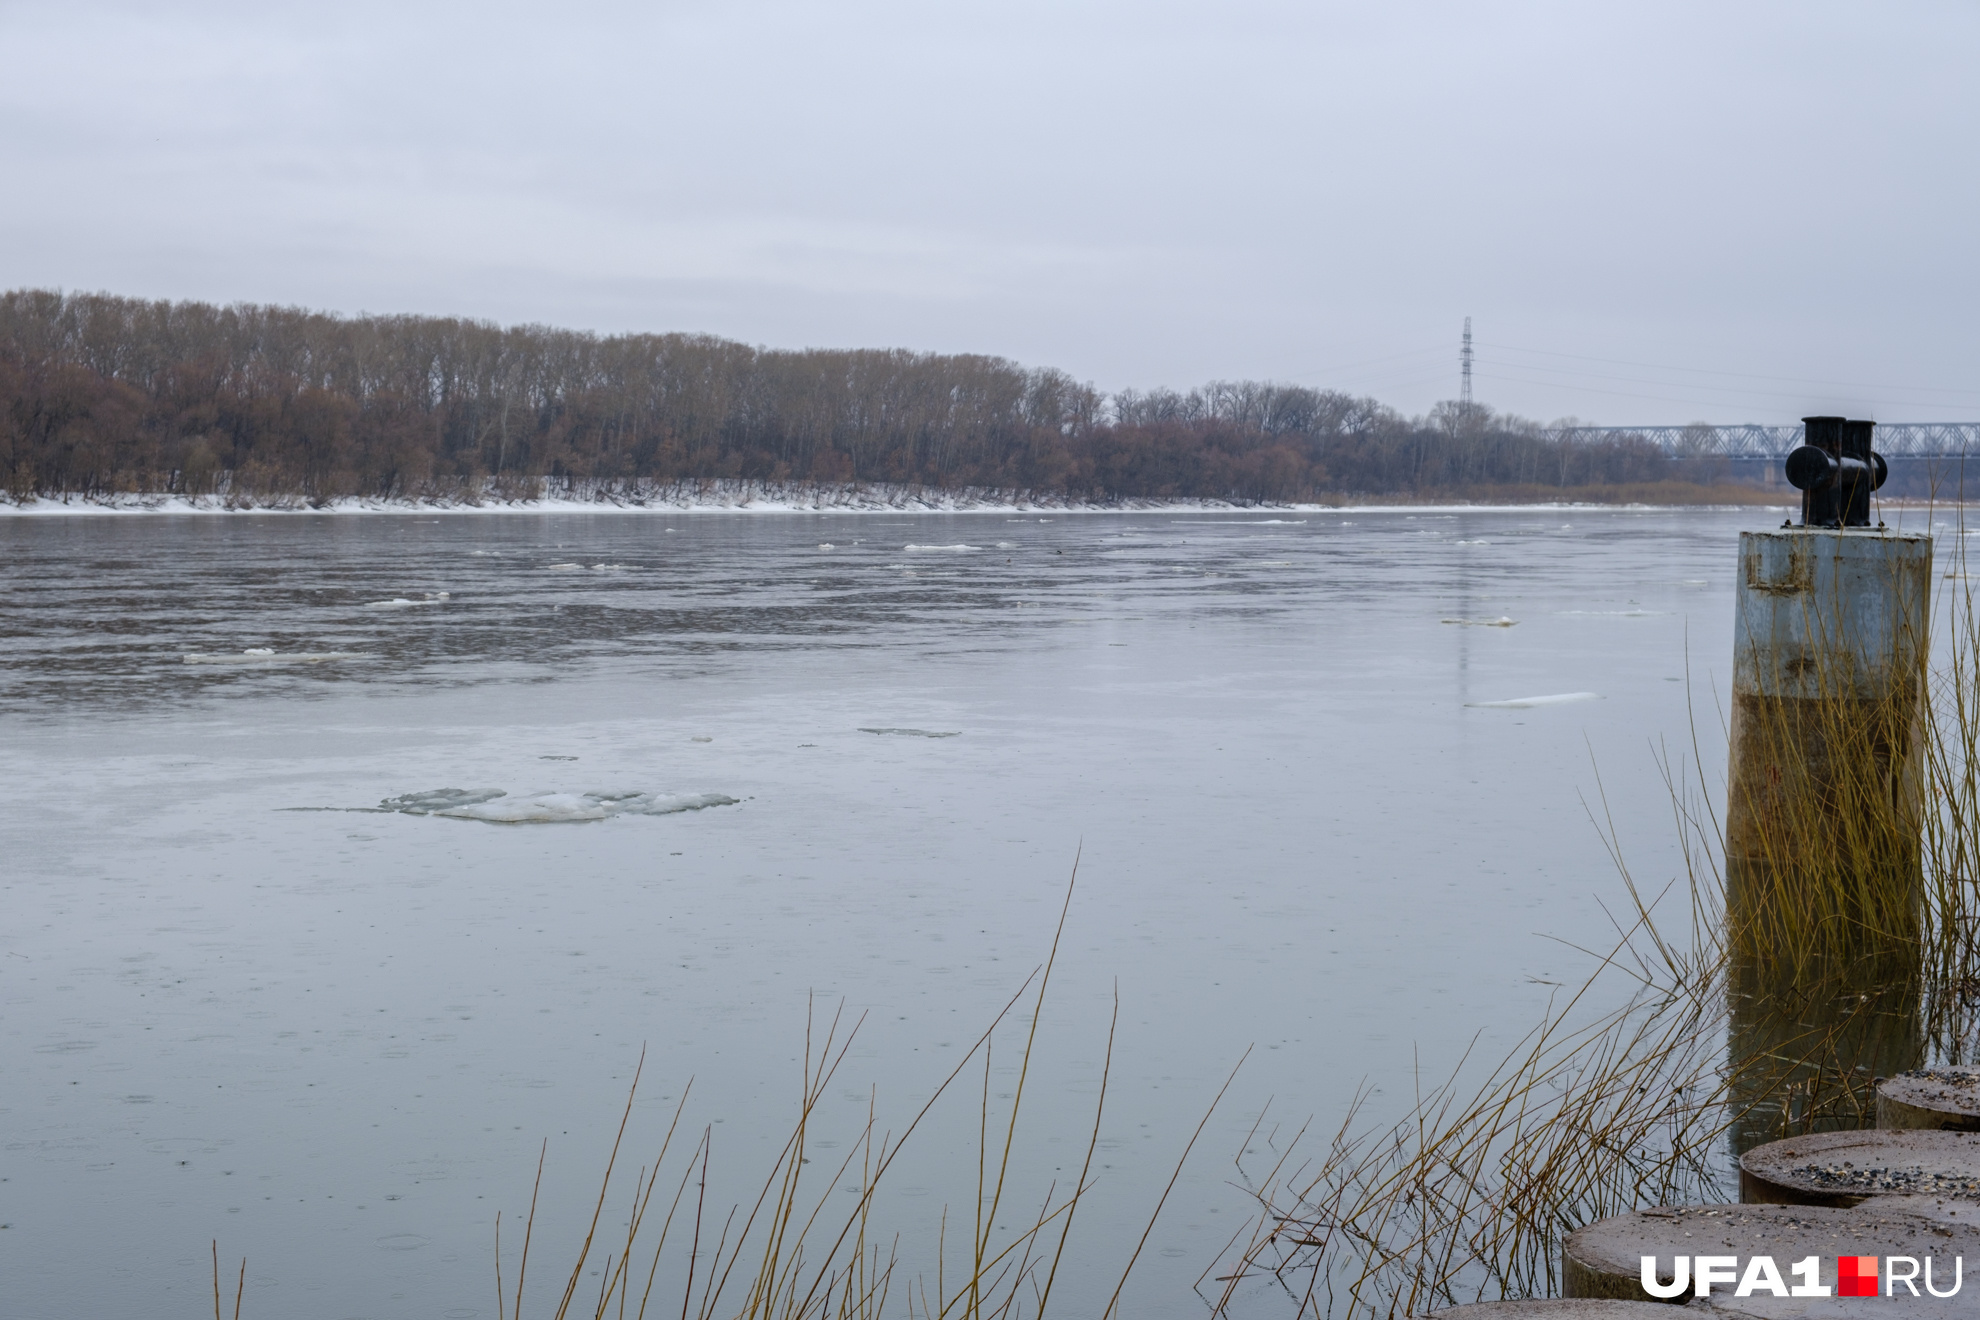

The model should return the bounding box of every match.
[494,864,1240,1320]
[1203,507,1980,1318]
[212,1241,245,1320]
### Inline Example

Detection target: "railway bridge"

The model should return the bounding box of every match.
[1552,422,1980,459]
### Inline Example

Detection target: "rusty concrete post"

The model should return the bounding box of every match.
[1724,527,1932,973]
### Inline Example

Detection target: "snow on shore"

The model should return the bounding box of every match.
[0,479,1785,517]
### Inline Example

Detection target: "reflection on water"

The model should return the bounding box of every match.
[1727,954,1924,1157]
[0,511,1745,713]
[1,515,1395,711]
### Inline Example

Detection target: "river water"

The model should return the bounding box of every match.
[0,507,1799,1318]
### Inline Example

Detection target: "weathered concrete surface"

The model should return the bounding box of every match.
[1740,1129,1980,1206]
[1724,530,1932,967]
[1858,1192,1980,1226]
[1695,1291,1960,1318]
[1880,1068,1980,1131]
[1732,533,1931,697]
[1415,1303,1681,1320]
[1562,1204,1980,1302]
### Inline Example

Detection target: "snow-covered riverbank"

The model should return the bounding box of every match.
[0,478,1785,516]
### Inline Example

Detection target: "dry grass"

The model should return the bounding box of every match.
[494,866,1243,1320]
[212,1241,245,1320]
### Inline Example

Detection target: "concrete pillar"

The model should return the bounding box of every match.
[1725,529,1932,974]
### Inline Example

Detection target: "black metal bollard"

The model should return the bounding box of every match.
[1783,415,1888,527]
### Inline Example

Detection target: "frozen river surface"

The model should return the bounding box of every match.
[0,508,1774,1318]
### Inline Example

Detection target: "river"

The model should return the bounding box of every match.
[0,506,1786,1317]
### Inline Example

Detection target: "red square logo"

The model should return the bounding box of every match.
[1838,1256,1879,1298]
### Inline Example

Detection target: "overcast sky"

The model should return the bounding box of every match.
[2,0,1975,424]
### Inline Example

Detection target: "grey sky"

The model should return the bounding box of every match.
[3,0,1975,425]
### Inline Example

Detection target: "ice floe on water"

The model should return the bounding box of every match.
[903,544,978,552]
[1466,692,1600,709]
[364,592,450,609]
[1455,539,1490,546]
[377,788,740,823]
[1559,609,1665,617]
[1440,616,1517,627]
[183,649,368,665]
[858,727,960,738]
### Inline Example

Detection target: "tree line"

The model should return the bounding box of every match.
[0,290,1732,503]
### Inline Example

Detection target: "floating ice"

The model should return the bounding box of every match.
[995,542,1016,549]
[378,788,739,823]
[1466,692,1600,709]
[545,562,583,571]
[183,650,367,665]
[818,543,836,550]
[1440,617,1518,628]
[379,788,504,813]
[859,727,960,738]
[1257,560,1293,567]
[443,792,737,823]
[364,592,450,609]
[1455,539,1490,546]
[903,544,979,552]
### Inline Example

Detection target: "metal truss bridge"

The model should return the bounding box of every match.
[1552,423,1980,459]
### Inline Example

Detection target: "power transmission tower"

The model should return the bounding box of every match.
[1460,316,1473,409]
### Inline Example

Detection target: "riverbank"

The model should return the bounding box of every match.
[0,477,1788,515]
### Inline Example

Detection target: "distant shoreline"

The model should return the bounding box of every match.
[0,478,1793,517]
